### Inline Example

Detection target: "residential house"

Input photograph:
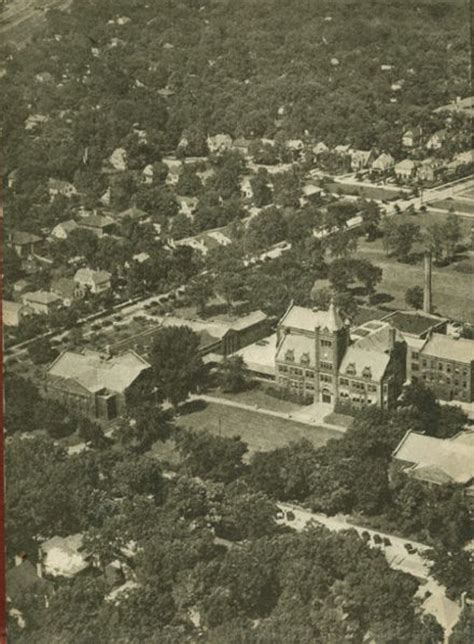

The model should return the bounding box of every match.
[408,333,474,403]
[426,129,447,151]
[417,158,444,183]
[21,291,62,316]
[334,144,351,156]
[39,534,91,578]
[232,137,252,156]
[74,268,112,294]
[207,134,233,154]
[313,142,329,156]
[6,558,54,609]
[116,206,149,222]
[109,147,127,171]
[274,302,404,409]
[301,184,322,205]
[50,278,85,307]
[394,159,418,181]
[177,196,198,217]
[392,430,474,493]
[402,126,423,148]
[50,219,79,240]
[78,214,115,237]
[45,350,152,420]
[371,153,395,173]
[162,157,182,186]
[350,149,376,172]
[8,231,42,258]
[454,149,474,165]
[24,113,49,131]
[12,279,30,300]
[3,301,34,327]
[48,179,78,199]
[142,164,154,184]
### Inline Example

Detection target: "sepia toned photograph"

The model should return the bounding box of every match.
[1,0,473,642]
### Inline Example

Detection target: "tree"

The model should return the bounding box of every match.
[27,337,58,365]
[382,221,421,262]
[176,164,203,197]
[186,274,214,316]
[449,606,474,644]
[215,486,277,541]
[250,170,273,207]
[353,259,383,298]
[405,285,424,310]
[217,355,248,393]
[425,222,445,263]
[442,214,463,261]
[150,326,207,407]
[244,207,287,254]
[360,200,381,241]
[177,429,248,483]
[426,547,474,600]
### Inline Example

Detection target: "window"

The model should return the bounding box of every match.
[320,361,333,371]
[367,385,377,392]
[321,339,332,348]
[285,349,295,362]
[279,365,288,373]
[412,363,419,372]
[446,377,451,384]
[438,363,443,371]
[300,352,310,366]
[340,391,349,398]
[305,370,314,379]
[422,360,427,367]
[306,382,314,390]
[412,352,419,359]
[345,363,356,376]
[339,378,349,386]
[362,367,372,379]
[463,382,467,389]
[446,365,451,373]
[320,374,332,383]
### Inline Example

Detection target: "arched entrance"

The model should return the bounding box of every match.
[321,388,332,404]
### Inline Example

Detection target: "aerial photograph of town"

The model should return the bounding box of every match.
[1,0,473,642]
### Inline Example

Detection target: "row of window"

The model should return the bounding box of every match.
[340,392,375,405]
[412,355,469,376]
[420,373,468,388]
[339,378,377,392]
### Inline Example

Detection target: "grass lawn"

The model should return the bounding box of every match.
[429,199,474,215]
[356,214,474,323]
[211,387,301,414]
[327,182,406,201]
[175,401,341,455]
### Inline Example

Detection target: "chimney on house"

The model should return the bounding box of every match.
[423,252,432,314]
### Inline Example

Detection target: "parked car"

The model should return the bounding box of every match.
[286,511,295,522]
[404,543,415,554]
[275,510,285,520]
[361,531,371,543]
[373,534,383,545]
[383,537,392,547]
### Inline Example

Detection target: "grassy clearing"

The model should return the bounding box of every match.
[356,220,474,322]
[327,182,406,201]
[175,401,341,454]
[211,387,301,414]
[429,199,474,215]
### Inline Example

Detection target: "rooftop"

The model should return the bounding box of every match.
[236,334,277,376]
[393,430,474,485]
[48,350,150,394]
[40,534,90,578]
[279,302,345,333]
[74,268,112,285]
[421,333,474,364]
[23,290,62,306]
[10,231,42,245]
[80,214,115,229]
[339,346,391,382]
[382,310,446,338]
[276,333,315,368]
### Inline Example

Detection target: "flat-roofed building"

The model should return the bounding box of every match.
[410,333,474,403]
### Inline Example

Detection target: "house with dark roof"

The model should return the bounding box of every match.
[50,219,79,240]
[402,126,423,148]
[8,231,43,258]
[6,559,54,608]
[50,277,85,307]
[45,350,151,420]
[78,214,115,237]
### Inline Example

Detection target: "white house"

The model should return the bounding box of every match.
[394,159,418,180]
[109,147,127,171]
[48,179,78,199]
[50,220,79,240]
[426,130,447,150]
[207,134,233,154]
[372,153,395,173]
[74,268,112,294]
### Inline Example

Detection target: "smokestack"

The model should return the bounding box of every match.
[423,252,432,314]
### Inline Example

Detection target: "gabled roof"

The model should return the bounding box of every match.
[40,534,90,578]
[10,231,42,245]
[393,431,474,485]
[48,350,151,394]
[229,310,267,331]
[117,206,148,220]
[276,333,315,367]
[74,268,111,286]
[23,290,62,306]
[54,219,78,233]
[50,277,78,299]
[394,159,418,170]
[279,302,345,333]
[80,214,115,229]
[339,346,390,382]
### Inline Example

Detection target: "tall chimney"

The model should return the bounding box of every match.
[423,252,432,314]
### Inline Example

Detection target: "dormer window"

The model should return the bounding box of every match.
[300,352,310,366]
[362,367,372,379]
[285,349,295,362]
[346,363,356,376]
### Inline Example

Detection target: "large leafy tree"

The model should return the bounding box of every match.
[150,326,207,407]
